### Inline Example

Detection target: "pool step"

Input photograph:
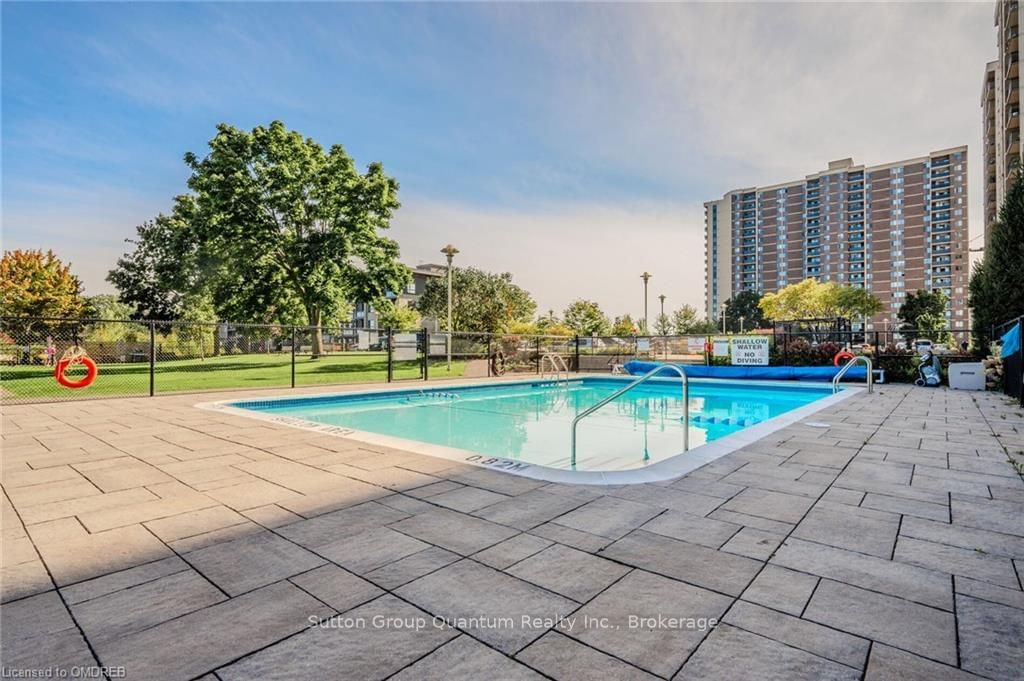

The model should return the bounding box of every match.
[687,414,761,427]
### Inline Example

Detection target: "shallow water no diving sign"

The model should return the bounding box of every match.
[730,336,769,366]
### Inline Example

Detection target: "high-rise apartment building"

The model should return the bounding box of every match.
[704,149,970,332]
[982,0,1021,243]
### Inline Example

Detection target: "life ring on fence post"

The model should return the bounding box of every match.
[833,350,856,367]
[54,347,98,389]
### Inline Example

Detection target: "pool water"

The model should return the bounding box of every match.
[233,378,834,472]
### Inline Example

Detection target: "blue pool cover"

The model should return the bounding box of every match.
[623,360,867,382]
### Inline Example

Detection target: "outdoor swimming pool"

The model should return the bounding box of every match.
[216,377,854,483]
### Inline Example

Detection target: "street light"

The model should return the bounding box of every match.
[720,302,727,334]
[440,244,459,371]
[641,272,652,333]
[740,316,745,334]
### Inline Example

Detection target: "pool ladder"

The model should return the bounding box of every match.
[832,356,873,394]
[540,353,570,382]
[570,364,689,468]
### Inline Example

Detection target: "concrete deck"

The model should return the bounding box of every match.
[2,382,1023,680]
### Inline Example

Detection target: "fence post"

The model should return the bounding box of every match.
[386,328,393,383]
[783,333,789,366]
[536,336,541,374]
[421,328,429,381]
[148,321,155,397]
[487,334,492,377]
[291,327,296,388]
[574,335,580,373]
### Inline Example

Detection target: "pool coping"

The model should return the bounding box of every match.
[196,376,863,485]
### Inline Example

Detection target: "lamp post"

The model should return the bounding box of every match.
[740,316,745,334]
[720,302,727,334]
[440,244,459,371]
[641,272,652,333]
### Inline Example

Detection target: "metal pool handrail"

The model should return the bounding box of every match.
[570,364,689,468]
[833,355,873,394]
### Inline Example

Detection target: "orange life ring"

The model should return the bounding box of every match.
[55,356,98,389]
[833,350,856,367]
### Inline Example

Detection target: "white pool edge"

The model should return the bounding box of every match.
[196,376,863,485]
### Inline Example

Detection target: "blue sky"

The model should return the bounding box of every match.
[2,2,994,317]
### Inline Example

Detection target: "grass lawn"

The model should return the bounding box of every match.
[1,352,467,401]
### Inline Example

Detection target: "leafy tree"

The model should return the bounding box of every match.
[654,313,672,336]
[375,300,421,330]
[671,305,701,334]
[1,250,87,320]
[971,171,1024,344]
[563,299,610,336]
[417,266,535,333]
[898,289,948,332]
[111,121,408,356]
[723,290,767,332]
[828,285,883,320]
[760,278,879,328]
[610,314,637,336]
[541,323,574,337]
[85,294,132,320]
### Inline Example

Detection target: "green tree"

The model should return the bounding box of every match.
[610,314,637,336]
[670,305,701,334]
[898,289,948,332]
[416,267,535,333]
[971,171,1024,343]
[375,300,421,330]
[535,310,560,332]
[85,294,132,320]
[0,249,87,320]
[723,290,767,332]
[110,121,408,356]
[654,312,672,336]
[563,299,610,336]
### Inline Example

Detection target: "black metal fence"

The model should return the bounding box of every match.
[0,316,995,404]
[993,316,1023,406]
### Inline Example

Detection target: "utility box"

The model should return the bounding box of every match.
[948,362,985,391]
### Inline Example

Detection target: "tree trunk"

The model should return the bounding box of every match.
[309,306,324,359]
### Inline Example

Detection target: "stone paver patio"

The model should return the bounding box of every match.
[2,381,1023,680]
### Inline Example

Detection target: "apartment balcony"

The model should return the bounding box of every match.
[931,156,951,167]
[1010,108,1021,130]
[932,222,951,234]
[1008,131,1021,156]
[1009,78,1021,105]
[1007,54,1020,80]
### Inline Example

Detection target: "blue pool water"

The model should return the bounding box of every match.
[232,378,835,472]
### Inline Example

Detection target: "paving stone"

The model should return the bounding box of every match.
[957,594,1024,680]
[955,575,1024,610]
[772,537,952,610]
[446,466,547,495]
[364,546,460,589]
[610,485,726,515]
[325,463,444,491]
[392,634,544,680]
[472,489,588,530]
[507,543,630,602]
[144,505,248,542]
[276,501,408,548]
[471,534,553,572]
[835,460,914,488]
[27,517,174,586]
[428,485,510,512]
[564,569,731,678]
[97,581,331,681]
[0,560,53,603]
[668,477,745,500]
[61,556,189,604]
[318,526,431,574]
[405,480,464,498]
[516,631,660,681]
[676,624,860,681]
[203,479,300,510]
[707,509,795,536]
[0,591,98,673]
[720,527,783,561]
[899,515,1024,559]
[740,564,819,617]
[803,580,957,665]
[720,488,815,525]
[864,644,987,681]
[895,536,1020,589]
[70,569,225,644]
[18,487,159,526]
[396,559,577,654]
[375,493,436,515]
[601,529,761,597]
[168,520,264,552]
[793,504,899,558]
[389,507,518,555]
[289,564,383,613]
[241,503,304,528]
[75,458,174,491]
[723,600,870,669]
[552,496,662,539]
[4,476,102,507]
[862,493,949,521]
[640,510,740,549]
[186,530,325,596]
[951,496,1024,537]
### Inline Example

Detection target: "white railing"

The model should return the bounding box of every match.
[833,356,873,394]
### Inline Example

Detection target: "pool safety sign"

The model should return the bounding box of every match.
[730,336,770,366]
[712,338,730,358]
